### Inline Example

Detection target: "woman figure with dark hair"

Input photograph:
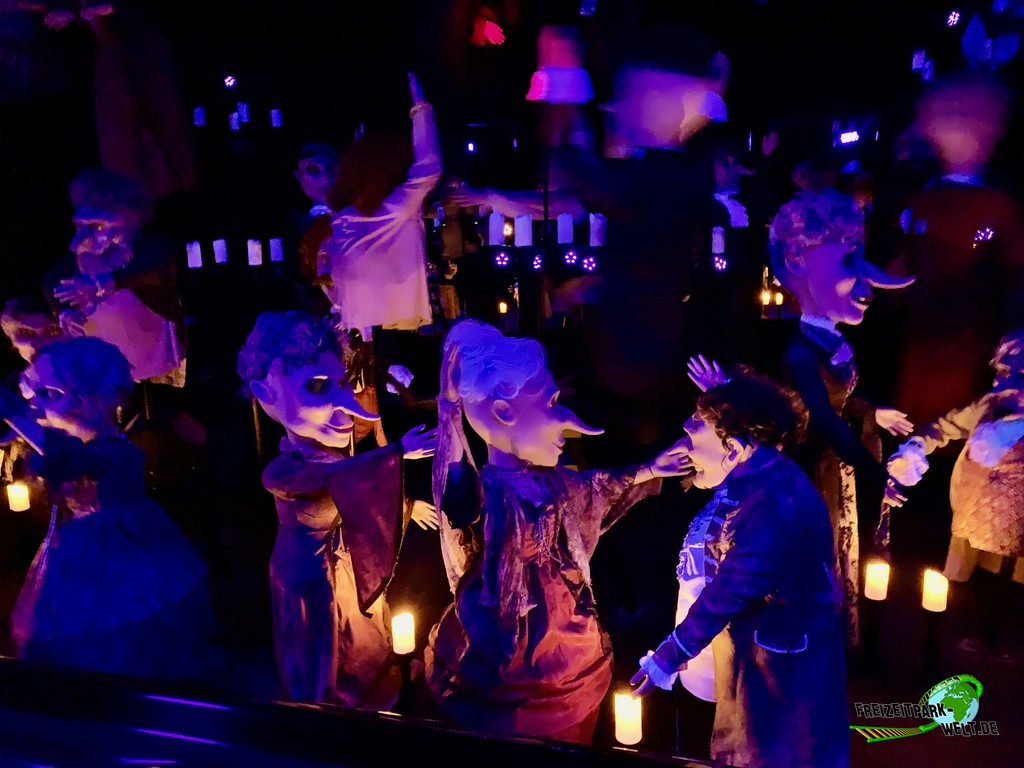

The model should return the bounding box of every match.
[319,72,440,337]
[631,371,850,768]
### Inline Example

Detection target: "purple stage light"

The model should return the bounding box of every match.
[839,130,860,145]
[467,142,475,153]
[564,249,579,265]
[224,75,237,88]
[494,250,510,267]
[713,255,728,272]
[947,10,960,27]
[532,254,543,270]
[581,255,597,272]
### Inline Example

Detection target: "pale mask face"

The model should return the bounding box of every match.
[464,370,600,467]
[20,354,107,441]
[295,156,336,207]
[253,352,375,450]
[683,413,745,489]
[71,206,137,275]
[792,241,873,326]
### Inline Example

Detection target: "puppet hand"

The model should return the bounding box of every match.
[687,355,728,392]
[410,498,440,530]
[649,436,694,479]
[876,407,914,436]
[408,72,428,106]
[882,477,908,508]
[630,649,686,698]
[54,274,100,311]
[401,425,437,460]
[886,439,928,486]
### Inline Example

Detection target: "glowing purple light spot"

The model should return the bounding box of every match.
[581,255,597,272]
[947,10,960,27]
[974,227,995,243]
[494,250,510,267]
[223,75,236,88]
[467,142,475,153]
[839,130,860,145]
[713,255,728,272]
[532,254,543,270]
[564,249,579,265]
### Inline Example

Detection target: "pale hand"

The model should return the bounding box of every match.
[649,436,694,478]
[883,477,907,508]
[687,354,728,392]
[439,343,461,405]
[886,443,929,487]
[401,425,437,460]
[408,72,428,106]
[876,407,914,436]
[54,274,99,311]
[410,499,440,530]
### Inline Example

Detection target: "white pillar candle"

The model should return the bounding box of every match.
[614,693,642,746]
[514,215,533,247]
[186,241,203,269]
[269,108,283,128]
[6,482,29,512]
[488,212,506,246]
[922,569,948,612]
[229,112,241,131]
[712,226,726,255]
[498,300,509,315]
[589,213,607,247]
[247,240,263,266]
[193,107,206,127]
[392,612,415,655]
[237,102,250,123]
[864,561,890,601]
[269,238,284,263]
[557,213,574,244]
[212,239,229,264]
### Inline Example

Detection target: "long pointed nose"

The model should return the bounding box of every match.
[332,385,379,421]
[562,408,603,437]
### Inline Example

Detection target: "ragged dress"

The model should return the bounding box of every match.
[425,463,660,743]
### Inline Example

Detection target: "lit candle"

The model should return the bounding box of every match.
[269,108,283,128]
[774,292,784,306]
[247,239,263,266]
[186,241,203,269]
[712,226,726,255]
[589,213,607,247]
[557,213,574,244]
[614,692,642,746]
[229,112,241,131]
[514,215,533,247]
[760,289,772,306]
[864,561,891,601]
[237,102,250,123]
[488,212,506,246]
[6,482,29,512]
[392,612,415,655]
[212,239,229,264]
[193,106,206,127]
[498,300,509,315]
[922,569,948,612]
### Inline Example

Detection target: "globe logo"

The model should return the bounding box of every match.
[921,674,983,727]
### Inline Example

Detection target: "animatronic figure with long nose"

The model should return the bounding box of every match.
[771,189,915,651]
[238,311,437,709]
[424,319,691,745]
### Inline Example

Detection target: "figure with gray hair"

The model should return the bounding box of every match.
[424,318,692,744]
[238,310,438,709]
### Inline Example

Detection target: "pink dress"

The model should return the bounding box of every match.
[262,439,410,708]
[425,463,659,740]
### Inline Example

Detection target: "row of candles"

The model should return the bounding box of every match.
[2,484,948,746]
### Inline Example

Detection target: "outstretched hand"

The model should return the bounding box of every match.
[54,274,99,312]
[875,407,914,437]
[648,436,694,478]
[410,498,440,530]
[687,355,728,393]
[400,425,437,460]
[439,342,461,405]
